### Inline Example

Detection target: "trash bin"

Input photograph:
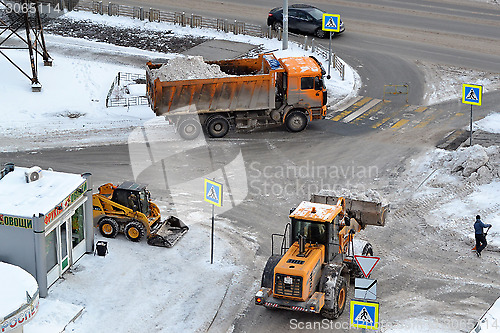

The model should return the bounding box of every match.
[95,241,108,256]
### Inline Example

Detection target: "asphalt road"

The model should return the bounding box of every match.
[109,0,500,103]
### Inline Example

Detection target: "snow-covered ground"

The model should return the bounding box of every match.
[402,113,500,250]
[0,11,357,153]
[24,218,258,333]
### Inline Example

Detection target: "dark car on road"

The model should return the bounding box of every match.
[267,4,344,38]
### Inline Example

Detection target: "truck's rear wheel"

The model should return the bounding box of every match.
[99,218,119,238]
[320,275,347,319]
[124,221,146,242]
[206,115,230,138]
[285,110,308,132]
[178,118,201,140]
[261,255,283,288]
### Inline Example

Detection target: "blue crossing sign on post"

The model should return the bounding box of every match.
[462,84,482,106]
[350,300,379,330]
[322,13,341,32]
[204,178,223,207]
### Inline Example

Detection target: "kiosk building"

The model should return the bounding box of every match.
[0,164,93,297]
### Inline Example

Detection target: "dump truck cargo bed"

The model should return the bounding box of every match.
[146,54,284,116]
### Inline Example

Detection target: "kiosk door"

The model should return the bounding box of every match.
[59,219,71,274]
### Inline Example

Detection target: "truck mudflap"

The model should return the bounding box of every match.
[255,288,325,314]
[147,216,189,247]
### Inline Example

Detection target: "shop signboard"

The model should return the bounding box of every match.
[44,180,87,225]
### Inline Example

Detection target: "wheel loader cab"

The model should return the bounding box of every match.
[111,182,151,215]
[289,201,343,263]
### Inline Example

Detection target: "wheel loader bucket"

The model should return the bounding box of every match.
[147,216,189,247]
[310,192,389,227]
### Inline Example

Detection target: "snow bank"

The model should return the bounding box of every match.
[150,56,230,81]
[428,145,500,184]
[408,145,500,249]
[476,113,500,134]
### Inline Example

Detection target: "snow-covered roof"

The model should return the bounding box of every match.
[289,200,341,222]
[280,57,320,77]
[0,166,85,217]
[0,262,38,318]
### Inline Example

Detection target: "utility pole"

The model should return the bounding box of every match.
[282,0,288,50]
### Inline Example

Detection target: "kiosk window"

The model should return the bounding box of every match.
[301,77,314,90]
[46,230,57,273]
[72,205,85,248]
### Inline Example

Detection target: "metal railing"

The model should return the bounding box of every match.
[106,72,148,108]
[383,84,409,103]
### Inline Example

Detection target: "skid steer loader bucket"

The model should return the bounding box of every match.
[147,216,189,247]
[311,192,389,227]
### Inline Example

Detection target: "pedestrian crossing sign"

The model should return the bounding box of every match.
[322,13,341,32]
[204,178,223,207]
[350,300,379,330]
[462,84,482,106]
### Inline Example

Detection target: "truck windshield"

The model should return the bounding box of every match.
[291,218,327,245]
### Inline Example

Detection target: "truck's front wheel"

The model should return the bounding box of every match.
[285,110,308,132]
[206,115,230,138]
[178,118,201,140]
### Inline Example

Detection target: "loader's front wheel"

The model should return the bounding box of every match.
[124,221,146,242]
[261,255,283,288]
[320,275,347,319]
[178,118,201,140]
[99,218,119,238]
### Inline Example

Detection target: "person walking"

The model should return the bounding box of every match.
[474,215,491,257]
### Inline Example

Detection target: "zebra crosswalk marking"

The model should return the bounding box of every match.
[343,99,382,123]
[415,113,436,128]
[391,119,409,129]
[352,100,387,124]
[414,106,427,113]
[330,96,368,121]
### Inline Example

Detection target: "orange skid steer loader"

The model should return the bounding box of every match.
[255,191,388,319]
[92,182,188,247]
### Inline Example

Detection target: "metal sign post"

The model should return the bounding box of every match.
[204,178,223,264]
[282,0,288,50]
[321,13,340,79]
[328,32,332,78]
[462,83,483,146]
[351,256,380,331]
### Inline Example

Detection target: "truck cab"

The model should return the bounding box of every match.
[280,56,327,121]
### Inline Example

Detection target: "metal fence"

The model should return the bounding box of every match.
[74,0,345,80]
[106,72,149,108]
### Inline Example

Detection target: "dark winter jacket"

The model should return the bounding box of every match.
[474,219,492,235]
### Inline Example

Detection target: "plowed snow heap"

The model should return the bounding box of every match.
[149,56,230,81]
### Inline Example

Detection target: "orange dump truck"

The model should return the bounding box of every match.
[146,53,327,139]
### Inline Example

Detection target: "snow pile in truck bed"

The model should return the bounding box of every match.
[317,188,386,204]
[150,56,230,81]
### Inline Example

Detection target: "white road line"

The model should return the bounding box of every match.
[342,98,382,123]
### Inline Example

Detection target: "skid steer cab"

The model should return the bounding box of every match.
[255,193,387,319]
[92,181,188,248]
